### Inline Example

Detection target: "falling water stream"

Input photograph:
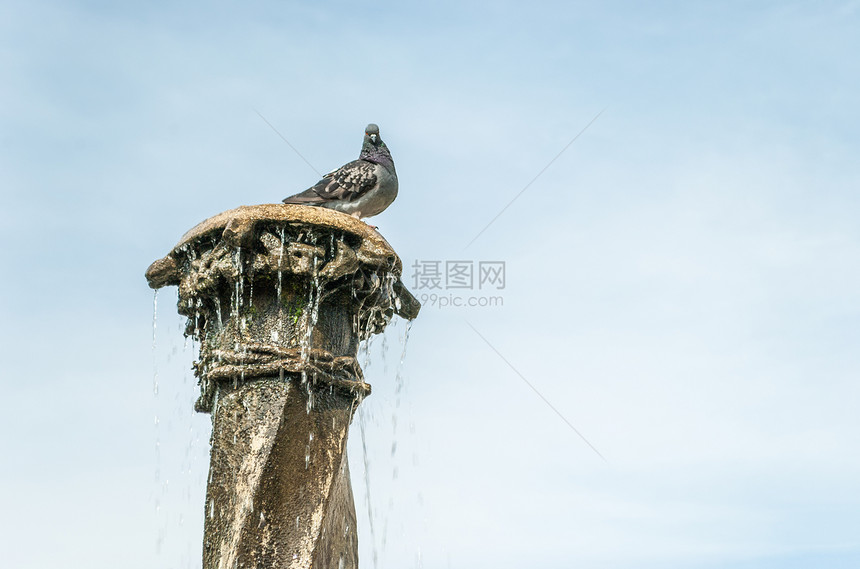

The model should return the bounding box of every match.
[152,290,161,555]
[352,315,421,569]
[152,288,211,568]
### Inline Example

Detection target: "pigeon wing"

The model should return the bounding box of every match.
[283,160,378,204]
[312,160,378,201]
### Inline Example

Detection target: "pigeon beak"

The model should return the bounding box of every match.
[370,134,378,143]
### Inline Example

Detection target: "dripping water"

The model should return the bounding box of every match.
[152,290,163,555]
[391,320,413,464]
[357,406,378,569]
[233,246,246,389]
[354,316,418,569]
[153,290,159,395]
[214,297,223,331]
[153,287,213,566]
[275,226,287,382]
[277,226,285,307]
[300,244,322,413]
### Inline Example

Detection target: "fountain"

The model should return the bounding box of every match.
[146,204,420,568]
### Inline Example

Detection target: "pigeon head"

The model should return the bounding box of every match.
[359,123,394,171]
[364,123,381,145]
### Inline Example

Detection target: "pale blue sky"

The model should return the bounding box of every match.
[1,1,859,568]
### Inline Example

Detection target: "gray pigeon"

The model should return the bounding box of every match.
[282,124,398,219]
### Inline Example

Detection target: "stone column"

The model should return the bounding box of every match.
[146,204,419,569]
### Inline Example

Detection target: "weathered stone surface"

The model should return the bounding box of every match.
[146,204,418,569]
[205,380,358,569]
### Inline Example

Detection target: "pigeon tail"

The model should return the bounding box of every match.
[282,188,326,204]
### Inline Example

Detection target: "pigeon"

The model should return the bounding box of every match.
[282,124,398,219]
